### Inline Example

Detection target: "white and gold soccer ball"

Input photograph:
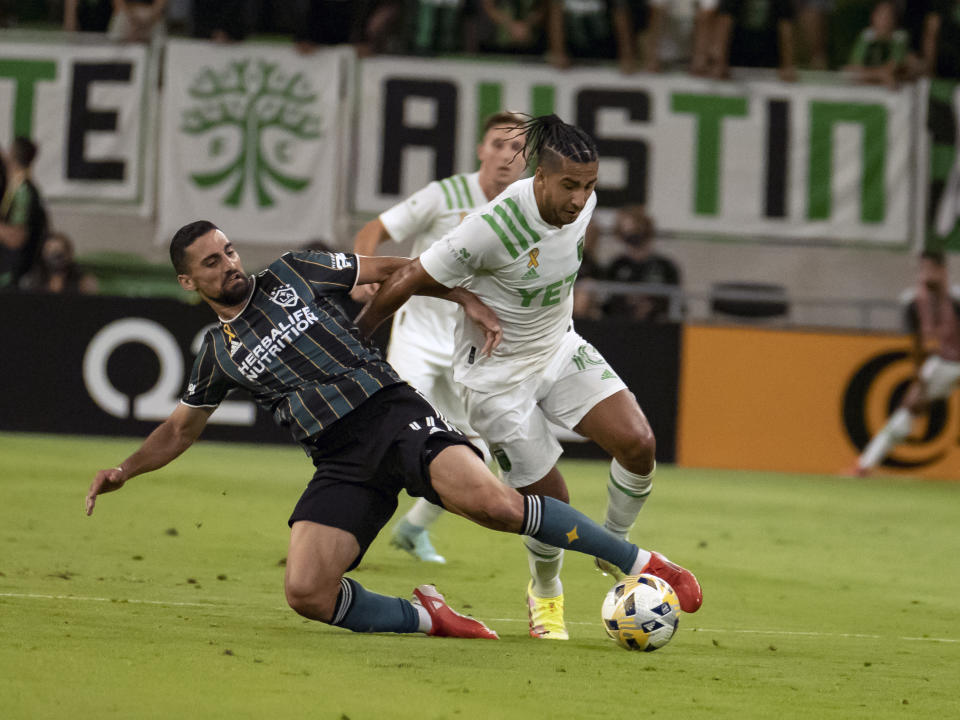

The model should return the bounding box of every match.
[601,573,681,651]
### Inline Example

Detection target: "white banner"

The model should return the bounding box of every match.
[0,34,156,213]
[158,40,351,246]
[356,58,923,247]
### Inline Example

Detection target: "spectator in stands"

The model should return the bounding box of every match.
[193,0,251,42]
[795,0,832,70]
[843,1,908,89]
[293,0,368,54]
[649,0,702,71]
[404,0,474,55]
[901,0,960,79]
[20,231,98,294]
[690,0,719,75]
[0,137,48,290]
[603,205,681,322]
[633,0,667,72]
[573,221,606,320]
[63,0,114,32]
[478,0,546,56]
[108,0,168,43]
[546,0,646,73]
[291,1,401,56]
[707,0,798,81]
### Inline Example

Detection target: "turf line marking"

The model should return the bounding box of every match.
[691,627,958,643]
[489,618,957,644]
[4,595,956,645]
[0,592,220,608]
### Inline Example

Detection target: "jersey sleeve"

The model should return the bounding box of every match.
[5,185,31,225]
[849,30,869,65]
[281,250,359,296]
[181,332,233,408]
[891,30,909,64]
[379,181,445,243]
[419,212,509,288]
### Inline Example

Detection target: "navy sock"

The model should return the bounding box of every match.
[331,577,419,634]
[521,495,639,575]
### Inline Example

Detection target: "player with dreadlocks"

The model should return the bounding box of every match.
[357,114,702,639]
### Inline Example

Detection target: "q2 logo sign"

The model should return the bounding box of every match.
[842,350,956,469]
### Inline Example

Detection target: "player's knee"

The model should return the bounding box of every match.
[284,574,339,622]
[615,424,656,474]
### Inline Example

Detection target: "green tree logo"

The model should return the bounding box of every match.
[181,59,323,208]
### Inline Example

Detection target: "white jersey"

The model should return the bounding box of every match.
[420,177,596,392]
[380,172,486,364]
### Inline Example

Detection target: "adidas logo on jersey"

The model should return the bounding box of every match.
[230,340,242,356]
[601,369,617,380]
[521,267,540,280]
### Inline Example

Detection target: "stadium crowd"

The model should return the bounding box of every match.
[0,1,954,79]
[1,0,958,296]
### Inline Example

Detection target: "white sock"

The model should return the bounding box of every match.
[414,603,432,633]
[523,536,563,598]
[404,498,443,529]
[628,549,653,575]
[604,460,655,538]
[859,408,913,470]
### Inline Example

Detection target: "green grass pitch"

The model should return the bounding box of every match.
[1,432,958,719]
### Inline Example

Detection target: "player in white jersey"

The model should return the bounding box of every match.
[351,112,528,563]
[357,115,702,639]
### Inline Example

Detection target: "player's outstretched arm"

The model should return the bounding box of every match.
[356,258,502,356]
[355,258,429,336]
[350,219,393,302]
[85,403,214,516]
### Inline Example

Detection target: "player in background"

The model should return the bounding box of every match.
[350,111,528,563]
[357,115,702,640]
[855,250,960,475]
[85,221,701,640]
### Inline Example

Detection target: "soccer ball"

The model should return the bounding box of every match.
[601,573,681,651]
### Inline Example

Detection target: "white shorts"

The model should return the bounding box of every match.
[920,355,960,400]
[463,330,628,488]
[387,338,475,440]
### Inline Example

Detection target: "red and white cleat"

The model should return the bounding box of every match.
[413,585,499,639]
[642,552,703,613]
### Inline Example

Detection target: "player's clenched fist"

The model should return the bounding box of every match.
[85,466,127,516]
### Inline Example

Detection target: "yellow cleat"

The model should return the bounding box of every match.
[526,581,569,640]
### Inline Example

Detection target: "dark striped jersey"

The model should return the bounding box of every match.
[181,251,402,445]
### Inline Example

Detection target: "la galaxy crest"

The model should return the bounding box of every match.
[270,284,300,308]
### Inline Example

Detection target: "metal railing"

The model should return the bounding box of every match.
[586,280,906,332]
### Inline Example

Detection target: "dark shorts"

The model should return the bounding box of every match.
[288,383,480,569]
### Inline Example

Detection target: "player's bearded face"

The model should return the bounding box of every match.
[214,269,252,305]
[182,230,251,305]
[538,159,599,227]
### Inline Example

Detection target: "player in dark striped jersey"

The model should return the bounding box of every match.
[85,220,696,639]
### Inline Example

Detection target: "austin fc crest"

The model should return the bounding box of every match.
[270,284,300,308]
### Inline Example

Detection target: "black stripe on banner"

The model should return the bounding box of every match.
[765,99,789,219]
